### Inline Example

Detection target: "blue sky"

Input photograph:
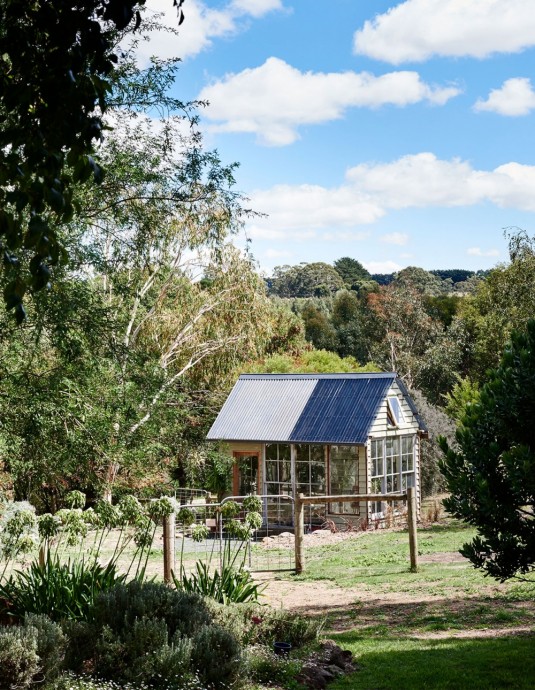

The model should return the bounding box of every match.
[141,0,535,274]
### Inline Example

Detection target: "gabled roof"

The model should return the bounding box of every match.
[207,373,415,445]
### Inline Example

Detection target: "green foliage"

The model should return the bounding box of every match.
[333,257,371,287]
[443,377,480,421]
[424,294,461,327]
[301,302,338,350]
[409,390,456,497]
[71,580,239,690]
[190,624,242,687]
[270,262,345,298]
[394,267,449,296]
[458,229,535,381]
[0,555,124,622]
[91,580,211,639]
[0,501,39,562]
[242,645,302,685]
[0,624,39,690]
[175,561,263,604]
[207,601,323,649]
[0,0,185,316]
[440,320,535,580]
[203,447,234,501]
[0,108,285,503]
[250,349,378,374]
[26,614,67,684]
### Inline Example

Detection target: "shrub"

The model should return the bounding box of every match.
[242,644,302,685]
[0,555,124,622]
[175,562,264,604]
[190,624,241,688]
[93,617,195,687]
[0,625,39,690]
[26,614,67,683]
[207,601,324,649]
[91,580,211,638]
[67,581,240,690]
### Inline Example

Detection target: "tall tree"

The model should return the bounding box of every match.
[269,262,344,298]
[0,1,185,317]
[0,111,280,504]
[458,229,535,382]
[333,257,371,287]
[440,321,535,580]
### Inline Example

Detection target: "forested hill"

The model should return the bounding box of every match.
[267,259,489,296]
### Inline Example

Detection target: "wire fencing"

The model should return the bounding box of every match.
[170,495,296,577]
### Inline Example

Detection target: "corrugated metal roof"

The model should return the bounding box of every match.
[207,373,397,444]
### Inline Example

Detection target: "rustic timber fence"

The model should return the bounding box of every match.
[293,487,419,574]
[162,488,419,581]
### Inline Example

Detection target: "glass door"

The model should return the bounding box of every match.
[233,453,259,496]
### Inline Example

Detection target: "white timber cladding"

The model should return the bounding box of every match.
[367,382,421,519]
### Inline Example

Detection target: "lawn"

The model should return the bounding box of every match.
[266,519,535,689]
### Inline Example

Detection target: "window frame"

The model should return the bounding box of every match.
[387,395,406,427]
[369,435,416,517]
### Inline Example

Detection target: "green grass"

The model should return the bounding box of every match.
[289,522,504,596]
[329,633,535,690]
[275,519,535,690]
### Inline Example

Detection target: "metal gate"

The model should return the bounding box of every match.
[172,494,295,575]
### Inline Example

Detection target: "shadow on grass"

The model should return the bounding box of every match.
[296,594,535,634]
[330,633,535,690]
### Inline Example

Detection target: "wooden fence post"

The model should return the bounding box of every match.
[294,493,305,574]
[163,512,176,584]
[407,486,418,572]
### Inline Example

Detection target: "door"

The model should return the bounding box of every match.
[233,453,260,495]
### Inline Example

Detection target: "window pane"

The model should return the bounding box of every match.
[280,459,291,483]
[296,462,309,483]
[294,443,308,462]
[372,454,383,477]
[265,444,278,460]
[402,436,414,454]
[278,444,291,461]
[386,476,399,493]
[388,397,405,424]
[371,439,383,460]
[371,477,382,493]
[265,460,278,482]
[310,462,325,485]
[310,445,324,463]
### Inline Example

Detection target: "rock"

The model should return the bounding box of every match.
[296,642,356,689]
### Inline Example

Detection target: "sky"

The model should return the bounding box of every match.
[138,0,535,275]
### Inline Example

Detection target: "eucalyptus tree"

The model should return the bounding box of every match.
[0,111,281,504]
[0,0,185,318]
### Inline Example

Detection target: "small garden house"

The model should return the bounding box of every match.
[207,373,427,528]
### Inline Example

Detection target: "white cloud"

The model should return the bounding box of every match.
[231,0,283,18]
[346,153,535,212]
[474,77,535,116]
[380,232,409,245]
[364,261,403,274]
[135,0,283,65]
[467,247,500,257]
[198,58,460,145]
[245,153,535,243]
[353,0,535,64]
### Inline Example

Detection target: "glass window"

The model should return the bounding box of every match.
[369,435,415,516]
[264,444,293,526]
[329,445,359,514]
[387,396,405,426]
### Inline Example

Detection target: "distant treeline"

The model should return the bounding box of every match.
[372,269,490,286]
